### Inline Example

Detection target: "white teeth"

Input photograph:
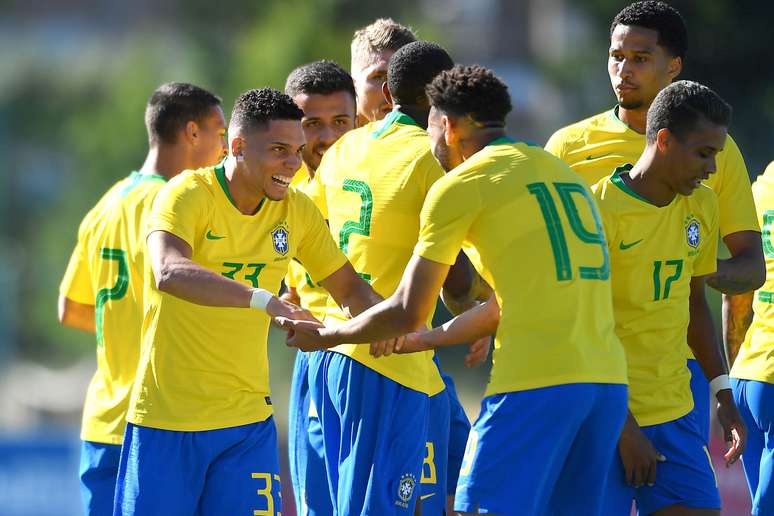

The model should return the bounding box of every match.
[272,175,290,186]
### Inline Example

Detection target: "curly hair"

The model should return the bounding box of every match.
[426,65,512,123]
[145,82,221,145]
[229,88,304,133]
[611,1,687,59]
[646,80,731,143]
[387,41,453,106]
[284,60,355,100]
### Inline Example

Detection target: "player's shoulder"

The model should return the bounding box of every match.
[688,184,719,222]
[548,110,613,147]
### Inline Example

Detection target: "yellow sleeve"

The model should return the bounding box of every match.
[544,128,567,160]
[294,192,347,282]
[415,175,481,266]
[419,151,444,197]
[305,166,328,219]
[147,175,209,250]
[715,135,759,236]
[285,260,302,289]
[59,236,94,305]
[693,193,720,277]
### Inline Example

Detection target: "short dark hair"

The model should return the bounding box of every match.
[145,82,221,145]
[426,65,512,124]
[229,88,304,133]
[646,80,731,143]
[611,1,687,59]
[284,60,356,101]
[387,41,454,106]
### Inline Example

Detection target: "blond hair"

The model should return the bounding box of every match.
[351,18,417,67]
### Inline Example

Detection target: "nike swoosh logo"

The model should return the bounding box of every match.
[619,239,643,250]
[420,493,435,501]
[206,230,226,240]
[586,153,609,160]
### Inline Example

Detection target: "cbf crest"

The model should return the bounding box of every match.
[685,219,700,248]
[271,224,289,256]
[395,473,416,508]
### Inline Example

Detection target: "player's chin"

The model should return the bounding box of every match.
[266,183,290,201]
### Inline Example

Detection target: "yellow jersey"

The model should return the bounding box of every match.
[311,110,445,395]
[285,162,330,321]
[127,163,347,431]
[60,172,167,444]
[415,137,628,397]
[545,107,758,237]
[732,161,774,384]
[592,165,719,426]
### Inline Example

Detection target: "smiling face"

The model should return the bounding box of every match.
[293,91,356,171]
[608,24,681,111]
[657,117,727,196]
[352,49,394,125]
[238,119,305,201]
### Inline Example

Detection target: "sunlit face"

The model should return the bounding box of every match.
[428,106,454,172]
[659,118,726,196]
[352,49,394,125]
[239,119,305,201]
[293,91,356,171]
[191,105,228,168]
[608,25,680,111]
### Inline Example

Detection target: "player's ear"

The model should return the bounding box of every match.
[230,136,245,161]
[184,120,199,144]
[442,115,456,145]
[667,56,682,81]
[382,82,393,106]
[655,127,671,152]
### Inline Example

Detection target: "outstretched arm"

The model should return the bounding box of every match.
[723,291,754,367]
[281,254,449,350]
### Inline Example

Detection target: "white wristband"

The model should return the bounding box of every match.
[710,374,731,398]
[249,288,273,311]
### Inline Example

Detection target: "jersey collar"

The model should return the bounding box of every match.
[486,136,516,146]
[610,164,659,206]
[215,162,266,215]
[371,110,421,139]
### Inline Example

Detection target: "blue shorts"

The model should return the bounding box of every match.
[732,377,774,516]
[688,358,710,442]
[442,370,471,496]
[80,440,121,515]
[309,351,429,514]
[455,383,627,516]
[602,410,721,514]
[113,419,281,515]
[421,382,451,514]
[288,351,331,515]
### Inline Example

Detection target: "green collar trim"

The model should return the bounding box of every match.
[610,164,655,205]
[120,171,166,198]
[215,164,265,215]
[371,110,420,139]
[487,136,516,146]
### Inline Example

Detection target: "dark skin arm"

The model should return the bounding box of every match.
[687,276,746,465]
[317,261,384,319]
[706,231,765,294]
[57,295,95,333]
[723,291,754,367]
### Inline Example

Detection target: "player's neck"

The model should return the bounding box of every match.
[139,146,190,181]
[627,152,676,207]
[461,129,507,161]
[617,105,648,135]
[394,105,429,129]
[223,157,266,215]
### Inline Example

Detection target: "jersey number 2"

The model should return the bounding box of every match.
[96,248,129,347]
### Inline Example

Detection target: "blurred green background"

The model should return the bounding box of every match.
[0,0,771,513]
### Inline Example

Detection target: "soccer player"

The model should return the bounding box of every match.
[545,0,765,442]
[282,64,629,516]
[295,41,457,514]
[590,81,745,515]
[58,82,226,515]
[350,17,416,126]
[281,60,357,515]
[351,20,476,512]
[728,159,774,516]
[113,88,384,515]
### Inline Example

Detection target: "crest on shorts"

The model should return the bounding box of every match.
[397,473,416,503]
[686,219,700,248]
[271,224,289,256]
